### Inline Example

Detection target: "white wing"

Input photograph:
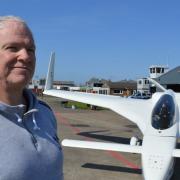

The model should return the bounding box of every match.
[62,139,142,154]
[175,93,180,110]
[44,52,154,134]
[175,93,180,137]
[173,149,180,158]
[44,89,153,133]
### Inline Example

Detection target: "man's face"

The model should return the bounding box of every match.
[0,20,36,89]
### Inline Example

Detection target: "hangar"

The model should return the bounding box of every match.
[154,66,180,92]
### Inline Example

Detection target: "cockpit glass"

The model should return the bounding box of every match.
[152,94,175,130]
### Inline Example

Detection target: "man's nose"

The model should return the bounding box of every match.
[17,49,31,62]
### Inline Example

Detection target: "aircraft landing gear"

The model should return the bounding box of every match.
[130,136,141,146]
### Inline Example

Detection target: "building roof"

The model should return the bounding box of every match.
[155,66,180,84]
[53,81,75,86]
[104,80,137,89]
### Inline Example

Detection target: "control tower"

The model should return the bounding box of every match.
[149,65,169,78]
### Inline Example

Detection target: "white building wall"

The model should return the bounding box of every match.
[137,78,150,94]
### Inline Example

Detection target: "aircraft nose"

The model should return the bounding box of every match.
[142,136,176,180]
[142,154,173,180]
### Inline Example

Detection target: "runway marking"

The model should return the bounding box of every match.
[55,112,140,170]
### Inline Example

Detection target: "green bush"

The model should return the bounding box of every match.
[66,101,89,109]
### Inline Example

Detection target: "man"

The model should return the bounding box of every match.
[0,16,63,179]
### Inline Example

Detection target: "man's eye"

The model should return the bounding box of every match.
[27,48,35,53]
[6,46,18,52]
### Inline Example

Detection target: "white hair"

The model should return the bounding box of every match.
[0,15,34,39]
[0,15,26,28]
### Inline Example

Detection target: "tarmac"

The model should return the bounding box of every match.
[41,95,180,180]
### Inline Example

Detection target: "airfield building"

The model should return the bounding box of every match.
[153,66,180,92]
[137,65,180,94]
[86,78,137,96]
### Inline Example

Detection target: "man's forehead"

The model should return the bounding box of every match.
[0,20,35,46]
[0,20,32,35]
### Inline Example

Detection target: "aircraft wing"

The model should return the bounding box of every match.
[175,93,180,137]
[175,93,180,110]
[44,89,153,133]
[44,52,154,134]
[172,149,180,158]
[62,139,142,154]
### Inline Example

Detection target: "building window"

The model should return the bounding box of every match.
[156,68,161,73]
[138,80,142,84]
[145,80,149,84]
[99,90,107,94]
[114,90,123,94]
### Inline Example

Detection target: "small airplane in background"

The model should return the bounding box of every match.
[43,52,180,180]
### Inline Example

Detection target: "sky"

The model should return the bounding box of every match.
[0,0,180,85]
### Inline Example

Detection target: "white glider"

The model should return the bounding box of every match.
[43,52,180,180]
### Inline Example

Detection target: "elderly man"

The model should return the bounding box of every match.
[0,16,63,180]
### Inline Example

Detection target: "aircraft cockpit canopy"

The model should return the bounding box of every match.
[152,94,175,130]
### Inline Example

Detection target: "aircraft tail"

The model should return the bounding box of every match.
[44,52,55,90]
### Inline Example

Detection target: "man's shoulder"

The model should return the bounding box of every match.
[38,100,57,130]
[38,100,53,111]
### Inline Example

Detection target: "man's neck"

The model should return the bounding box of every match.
[0,88,25,106]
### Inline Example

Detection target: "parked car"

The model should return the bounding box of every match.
[130,92,151,99]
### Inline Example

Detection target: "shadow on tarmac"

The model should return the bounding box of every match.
[78,131,180,179]
[82,163,142,174]
[82,159,180,179]
[78,130,132,144]
[70,123,91,127]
